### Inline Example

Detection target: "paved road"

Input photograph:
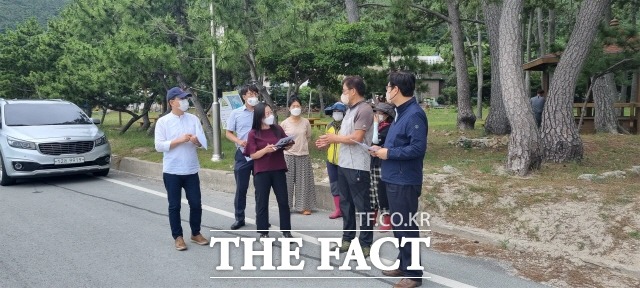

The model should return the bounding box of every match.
[0,171,547,288]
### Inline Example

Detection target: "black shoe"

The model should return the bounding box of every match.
[230,220,245,230]
[282,232,293,238]
[259,233,269,238]
[269,223,272,228]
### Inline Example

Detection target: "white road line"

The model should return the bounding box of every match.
[100,176,477,288]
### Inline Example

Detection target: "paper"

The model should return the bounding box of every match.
[275,134,296,149]
[350,139,380,151]
[195,127,208,149]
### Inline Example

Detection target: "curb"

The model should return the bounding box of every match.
[111,156,334,211]
[110,156,640,279]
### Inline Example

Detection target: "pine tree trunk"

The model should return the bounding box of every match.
[525,11,533,94]
[620,71,628,103]
[482,0,510,135]
[498,0,542,176]
[631,70,639,103]
[447,0,476,130]
[548,9,556,48]
[536,8,545,56]
[345,0,360,23]
[541,0,610,162]
[593,73,619,133]
[477,11,483,119]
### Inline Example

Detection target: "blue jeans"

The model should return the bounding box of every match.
[387,183,423,278]
[163,173,202,239]
[234,149,254,221]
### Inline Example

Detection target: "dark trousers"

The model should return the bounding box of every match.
[163,173,202,239]
[253,170,291,235]
[387,183,423,278]
[534,112,542,128]
[234,149,254,221]
[337,167,373,247]
[326,161,340,196]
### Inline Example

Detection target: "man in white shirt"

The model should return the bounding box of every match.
[154,87,209,251]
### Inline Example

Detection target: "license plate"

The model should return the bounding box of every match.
[54,157,85,165]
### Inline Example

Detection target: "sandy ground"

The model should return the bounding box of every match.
[312,162,640,286]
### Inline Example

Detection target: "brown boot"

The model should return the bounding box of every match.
[382,269,404,277]
[175,236,187,251]
[191,234,210,245]
[393,278,422,288]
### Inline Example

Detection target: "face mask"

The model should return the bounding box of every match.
[263,114,275,125]
[178,99,189,112]
[290,108,302,116]
[332,112,343,121]
[385,91,396,103]
[340,93,349,105]
[377,114,386,122]
[247,97,259,106]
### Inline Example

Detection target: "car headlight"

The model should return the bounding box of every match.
[7,137,37,150]
[94,135,108,146]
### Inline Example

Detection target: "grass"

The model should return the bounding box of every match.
[99,109,329,171]
[98,107,639,179]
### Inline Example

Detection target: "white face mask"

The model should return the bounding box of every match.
[340,93,349,105]
[247,97,259,106]
[332,112,343,121]
[290,108,302,116]
[263,114,275,125]
[178,99,189,112]
[377,114,386,122]
[385,91,396,103]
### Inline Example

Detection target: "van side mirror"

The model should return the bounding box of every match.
[91,118,101,125]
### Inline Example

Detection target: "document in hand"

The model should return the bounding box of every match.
[350,139,380,151]
[275,135,296,149]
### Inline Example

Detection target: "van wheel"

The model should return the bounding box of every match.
[0,152,16,186]
[93,169,109,177]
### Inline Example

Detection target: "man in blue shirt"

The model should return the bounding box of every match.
[372,71,427,288]
[225,84,259,230]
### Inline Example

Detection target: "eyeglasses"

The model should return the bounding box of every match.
[386,85,395,91]
[342,87,353,93]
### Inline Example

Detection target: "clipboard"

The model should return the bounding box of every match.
[275,134,296,149]
[350,139,380,151]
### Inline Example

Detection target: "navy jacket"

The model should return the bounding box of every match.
[381,97,428,186]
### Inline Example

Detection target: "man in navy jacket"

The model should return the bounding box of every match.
[372,71,427,288]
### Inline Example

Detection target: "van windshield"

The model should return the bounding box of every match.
[4,103,92,126]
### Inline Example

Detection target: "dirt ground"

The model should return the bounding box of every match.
[312,132,640,287]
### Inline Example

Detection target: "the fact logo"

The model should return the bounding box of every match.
[210,236,430,272]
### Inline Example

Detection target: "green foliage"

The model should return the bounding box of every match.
[260,22,384,93]
[0,18,46,98]
[582,20,640,88]
[0,0,69,32]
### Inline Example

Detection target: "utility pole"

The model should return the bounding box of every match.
[210,2,222,162]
